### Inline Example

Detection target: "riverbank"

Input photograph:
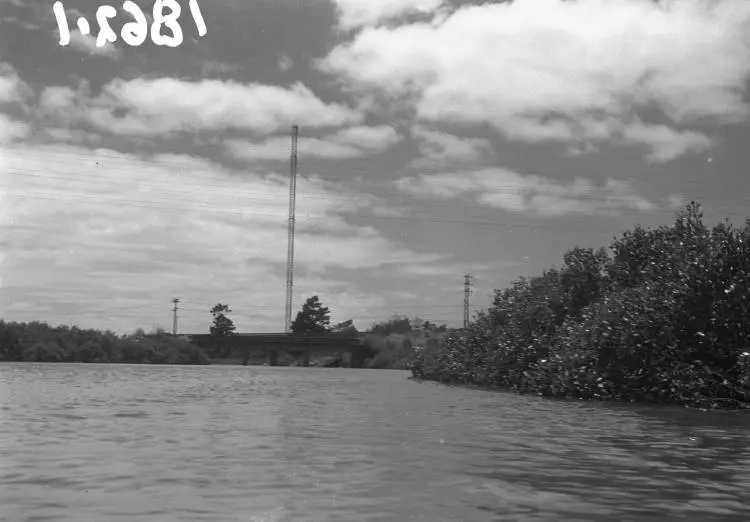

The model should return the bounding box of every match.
[0,322,210,365]
[409,203,750,411]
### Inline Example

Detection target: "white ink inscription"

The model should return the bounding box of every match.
[53,0,207,48]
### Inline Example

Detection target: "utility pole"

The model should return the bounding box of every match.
[463,274,475,329]
[172,298,180,335]
[284,125,299,333]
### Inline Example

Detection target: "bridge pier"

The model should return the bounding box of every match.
[350,349,367,369]
[268,346,279,366]
[302,349,311,367]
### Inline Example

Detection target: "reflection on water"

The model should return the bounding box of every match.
[1,363,749,521]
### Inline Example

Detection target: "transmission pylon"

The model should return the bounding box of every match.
[172,298,180,335]
[464,274,475,329]
[284,125,299,333]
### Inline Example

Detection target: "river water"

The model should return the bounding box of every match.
[1,363,749,522]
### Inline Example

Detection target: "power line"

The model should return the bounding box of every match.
[5,168,745,230]
[44,302,485,313]
[3,165,738,216]
[3,141,732,181]
[5,187,727,232]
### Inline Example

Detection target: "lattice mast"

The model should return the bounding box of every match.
[463,274,475,329]
[284,125,299,333]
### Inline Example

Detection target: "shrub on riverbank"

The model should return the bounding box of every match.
[411,202,750,409]
[0,321,210,365]
[362,334,414,369]
[362,320,451,370]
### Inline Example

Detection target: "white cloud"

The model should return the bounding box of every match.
[38,127,103,147]
[396,168,656,217]
[331,0,445,29]
[38,78,363,136]
[330,125,400,150]
[621,121,713,163]
[67,30,122,59]
[409,125,492,168]
[0,143,446,333]
[0,113,29,144]
[0,63,30,104]
[319,0,750,161]
[278,53,293,71]
[226,136,361,161]
[226,125,400,161]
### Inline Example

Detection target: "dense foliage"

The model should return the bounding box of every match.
[410,202,750,409]
[361,316,451,369]
[291,295,332,333]
[0,322,210,364]
[210,303,236,337]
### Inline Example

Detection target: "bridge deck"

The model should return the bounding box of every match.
[186,333,362,346]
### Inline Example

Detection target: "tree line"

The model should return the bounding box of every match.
[0,322,209,364]
[410,202,750,410]
[0,296,448,368]
[207,297,450,368]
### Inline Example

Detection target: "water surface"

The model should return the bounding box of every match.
[1,363,749,521]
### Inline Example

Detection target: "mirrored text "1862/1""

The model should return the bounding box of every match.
[52,0,207,49]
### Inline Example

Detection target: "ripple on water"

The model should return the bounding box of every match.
[1,363,749,522]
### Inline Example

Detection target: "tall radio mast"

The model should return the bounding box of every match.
[284,125,299,333]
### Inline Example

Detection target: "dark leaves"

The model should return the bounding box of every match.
[410,201,750,410]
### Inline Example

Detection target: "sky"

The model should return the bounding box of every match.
[0,0,749,335]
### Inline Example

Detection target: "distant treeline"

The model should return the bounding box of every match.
[0,316,450,369]
[0,322,210,365]
[410,202,750,410]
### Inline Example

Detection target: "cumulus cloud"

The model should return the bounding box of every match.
[37,127,104,147]
[0,66,31,144]
[395,168,658,217]
[319,0,750,162]
[409,125,492,168]
[330,0,445,29]
[620,121,713,163]
[38,78,363,136]
[0,113,29,144]
[0,144,446,332]
[0,63,31,104]
[67,30,123,59]
[226,125,400,161]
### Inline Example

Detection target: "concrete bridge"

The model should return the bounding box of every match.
[186,333,375,367]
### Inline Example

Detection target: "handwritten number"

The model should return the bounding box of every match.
[189,0,207,37]
[95,5,118,47]
[121,1,148,46]
[152,0,183,48]
[52,1,71,46]
[55,0,205,49]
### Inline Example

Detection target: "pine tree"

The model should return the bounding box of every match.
[210,303,236,337]
[210,303,236,357]
[290,296,331,334]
